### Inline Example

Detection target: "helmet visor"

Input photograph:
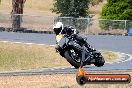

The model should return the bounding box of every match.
[53,26,62,35]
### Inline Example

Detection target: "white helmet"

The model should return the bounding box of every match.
[53,22,64,35]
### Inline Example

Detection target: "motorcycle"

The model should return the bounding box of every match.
[55,31,105,69]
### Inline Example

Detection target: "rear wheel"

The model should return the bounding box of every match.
[93,52,105,67]
[64,51,81,69]
[94,58,104,67]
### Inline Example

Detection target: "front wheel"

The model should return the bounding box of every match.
[64,51,80,69]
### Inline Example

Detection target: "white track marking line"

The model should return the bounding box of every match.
[0,40,55,46]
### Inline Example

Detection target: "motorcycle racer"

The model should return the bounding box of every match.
[53,22,95,54]
[53,22,105,68]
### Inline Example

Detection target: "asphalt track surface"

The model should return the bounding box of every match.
[0,32,132,54]
[0,32,132,75]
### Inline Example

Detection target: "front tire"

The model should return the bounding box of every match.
[64,51,80,69]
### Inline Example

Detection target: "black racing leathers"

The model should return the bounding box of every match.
[55,27,94,57]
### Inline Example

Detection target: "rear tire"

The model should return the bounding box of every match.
[64,51,80,69]
[94,59,104,67]
[93,52,105,67]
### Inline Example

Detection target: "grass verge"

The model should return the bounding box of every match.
[0,42,68,71]
[0,42,117,71]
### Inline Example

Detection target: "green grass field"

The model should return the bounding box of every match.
[0,42,117,71]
